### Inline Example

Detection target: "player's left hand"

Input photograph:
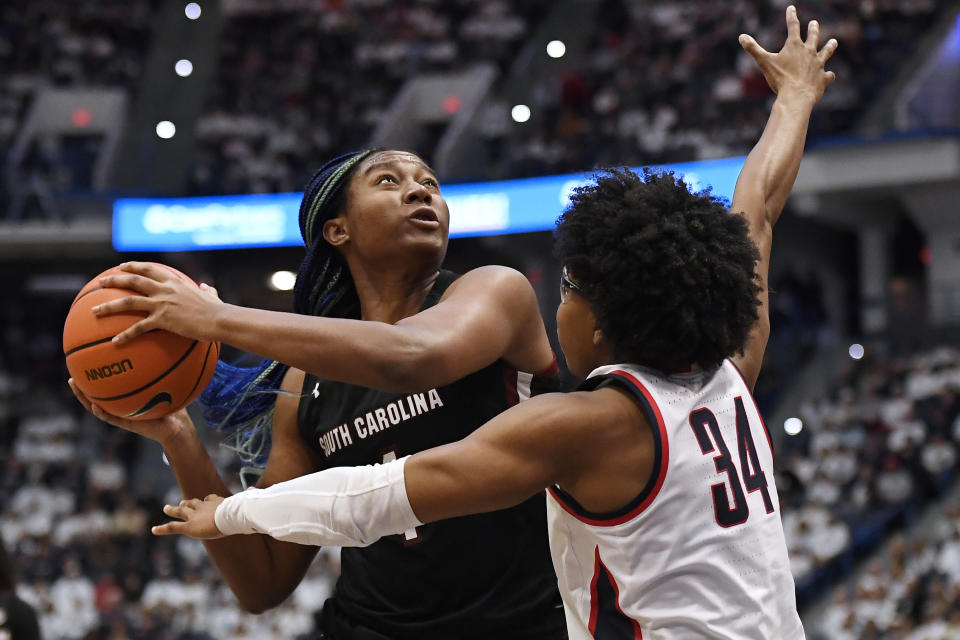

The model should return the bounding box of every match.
[93,262,224,344]
[153,495,227,539]
[739,5,838,104]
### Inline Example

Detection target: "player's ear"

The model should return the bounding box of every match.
[592,328,604,346]
[322,216,350,247]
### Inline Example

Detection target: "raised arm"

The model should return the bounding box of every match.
[729,5,837,389]
[70,367,321,613]
[93,264,553,393]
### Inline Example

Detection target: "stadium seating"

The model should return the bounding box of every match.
[500,0,952,178]
[780,345,960,611]
[188,0,548,196]
[0,294,340,639]
[2,1,952,205]
[0,1,156,219]
[814,500,960,639]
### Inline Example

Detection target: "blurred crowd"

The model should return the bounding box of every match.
[0,1,156,220]
[816,503,960,639]
[0,1,152,88]
[497,0,948,179]
[0,300,340,640]
[3,0,952,210]
[188,0,548,196]
[191,0,953,188]
[779,345,960,610]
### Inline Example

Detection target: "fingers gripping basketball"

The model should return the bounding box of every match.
[63,263,220,420]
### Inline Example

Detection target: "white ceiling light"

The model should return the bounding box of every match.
[175,59,194,77]
[511,104,531,123]
[269,270,297,291]
[546,40,566,58]
[155,120,176,139]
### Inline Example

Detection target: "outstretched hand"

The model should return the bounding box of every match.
[92,262,224,344]
[153,495,227,539]
[739,5,838,103]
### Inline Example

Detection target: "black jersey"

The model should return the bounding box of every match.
[0,591,40,640]
[298,270,565,640]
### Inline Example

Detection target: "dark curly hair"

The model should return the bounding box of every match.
[554,168,762,372]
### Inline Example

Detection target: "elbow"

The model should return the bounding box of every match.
[237,599,268,615]
[372,334,447,393]
[376,358,442,394]
[756,313,771,349]
[235,591,287,615]
[230,574,294,614]
[759,203,780,231]
[746,312,771,360]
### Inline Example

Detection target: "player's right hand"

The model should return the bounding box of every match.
[153,495,226,540]
[738,5,838,104]
[92,261,225,345]
[68,377,193,446]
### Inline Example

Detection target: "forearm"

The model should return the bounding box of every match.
[212,398,575,546]
[214,457,421,547]
[161,429,307,611]
[734,90,817,228]
[208,305,425,392]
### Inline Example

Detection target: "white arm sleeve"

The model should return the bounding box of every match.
[213,456,422,547]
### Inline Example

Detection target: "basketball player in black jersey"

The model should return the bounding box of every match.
[0,541,40,640]
[69,146,567,638]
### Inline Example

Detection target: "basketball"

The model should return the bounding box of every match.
[63,263,220,421]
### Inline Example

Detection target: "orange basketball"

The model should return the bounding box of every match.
[63,263,220,421]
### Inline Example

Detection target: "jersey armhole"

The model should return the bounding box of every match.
[548,371,670,526]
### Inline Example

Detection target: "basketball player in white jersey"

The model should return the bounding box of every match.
[154,7,836,638]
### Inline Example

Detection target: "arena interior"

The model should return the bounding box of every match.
[2,0,960,638]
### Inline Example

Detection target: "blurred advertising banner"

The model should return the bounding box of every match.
[112,155,745,252]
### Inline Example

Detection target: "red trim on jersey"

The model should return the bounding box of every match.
[538,354,559,377]
[504,355,556,408]
[547,370,669,527]
[587,549,601,632]
[726,359,774,456]
[502,365,519,407]
[588,547,643,639]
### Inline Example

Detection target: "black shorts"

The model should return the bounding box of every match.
[316,597,567,640]
[316,598,394,640]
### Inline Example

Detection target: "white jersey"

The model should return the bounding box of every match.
[546,361,804,640]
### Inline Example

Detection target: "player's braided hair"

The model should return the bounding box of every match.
[554,168,762,373]
[293,149,376,318]
[200,150,375,481]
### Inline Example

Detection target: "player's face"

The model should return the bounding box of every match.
[337,151,450,265]
[556,269,603,379]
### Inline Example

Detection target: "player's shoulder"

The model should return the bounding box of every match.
[584,384,653,439]
[535,386,658,509]
[436,267,542,332]
[529,387,650,450]
[442,265,535,301]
